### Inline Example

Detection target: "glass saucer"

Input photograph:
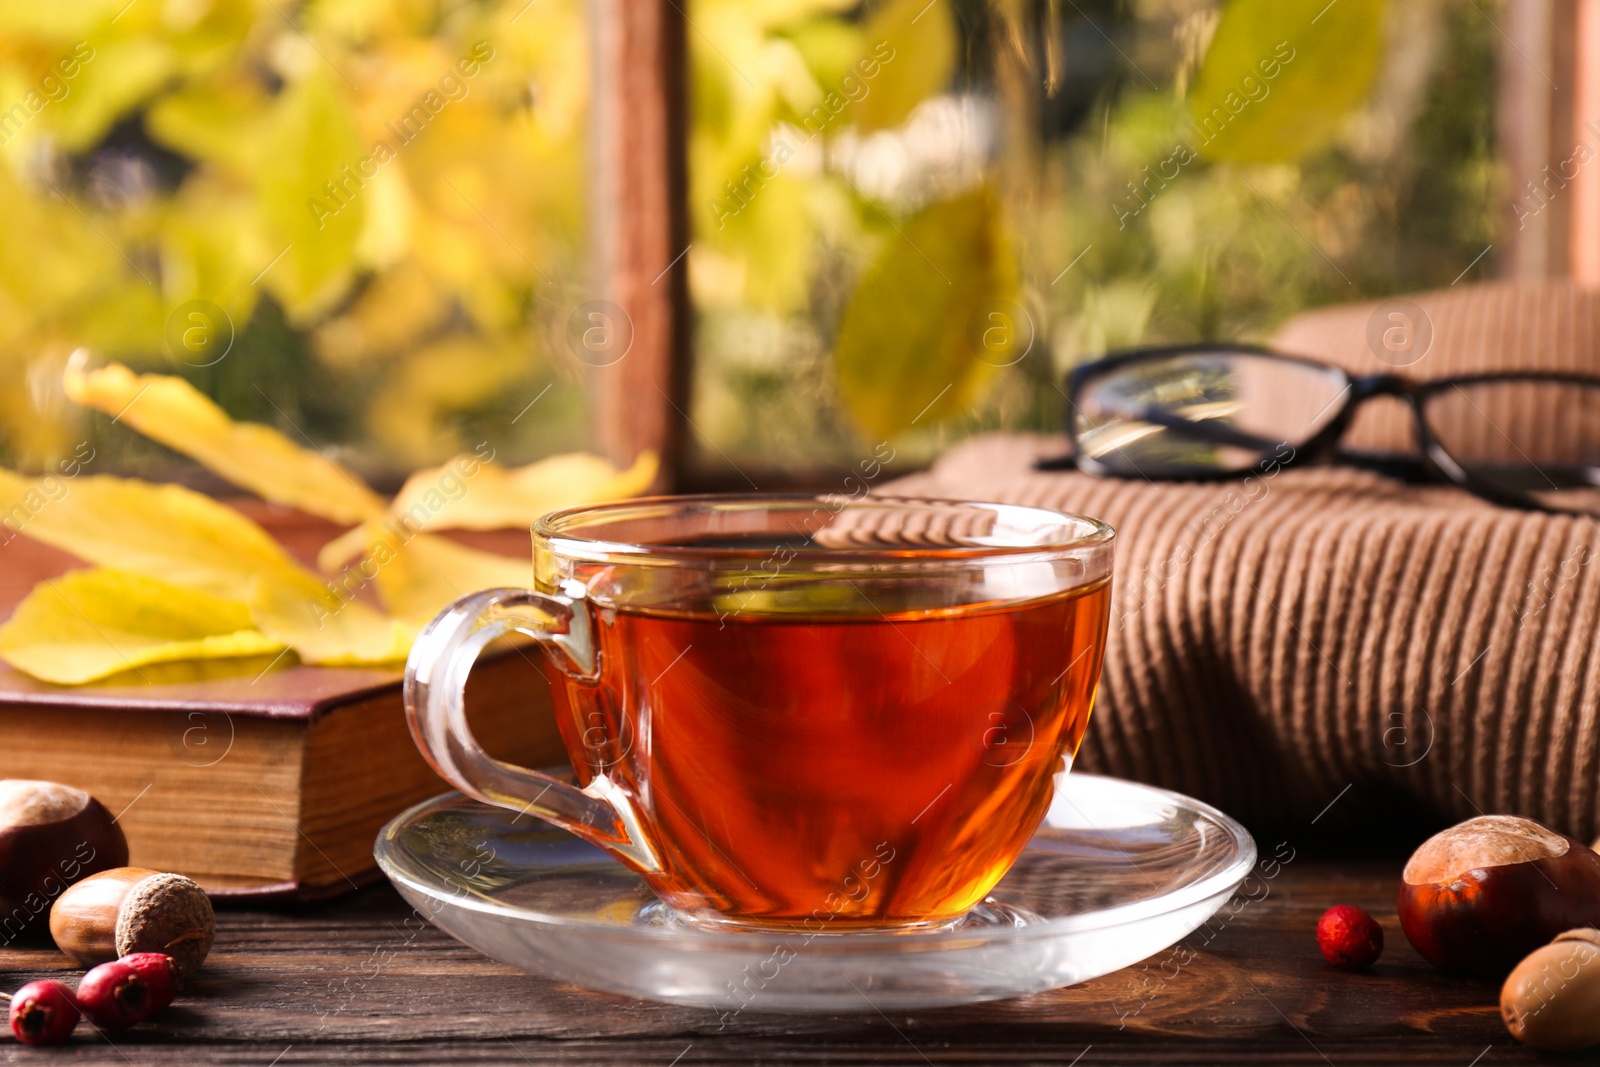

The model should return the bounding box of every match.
[374,773,1256,1013]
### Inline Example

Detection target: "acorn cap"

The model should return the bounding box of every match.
[113,872,214,977]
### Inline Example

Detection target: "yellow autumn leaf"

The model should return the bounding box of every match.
[45,38,178,152]
[370,531,531,623]
[61,357,637,642]
[1189,0,1385,164]
[0,0,119,39]
[315,450,657,573]
[250,578,413,667]
[0,470,407,666]
[834,186,1017,437]
[0,569,284,685]
[780,17,865,96]
[63,361,385,525]
[257,70,365,322]
[145,79,271,175]
[390,450,658,533]
[704,168,815,313]
[0,468,309,599]
[850,0,954,130]
[158,179,266,331]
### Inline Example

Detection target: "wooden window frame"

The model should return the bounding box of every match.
[588,1,846,493]
[1498,0,1600,282]
[588,0,691,491]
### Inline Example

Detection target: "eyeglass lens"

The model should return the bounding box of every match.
[1073,352,1350,476]
[1423,380,1600,513]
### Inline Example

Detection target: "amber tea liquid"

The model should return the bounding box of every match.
[549,579,1111,930]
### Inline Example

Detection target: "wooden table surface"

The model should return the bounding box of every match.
[0,857,1544,1066]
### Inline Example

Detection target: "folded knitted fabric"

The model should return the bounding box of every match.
[884,281,1600,837]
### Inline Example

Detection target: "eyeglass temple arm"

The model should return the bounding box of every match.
[1450,462,1600,491]
[1124,418,1599,491]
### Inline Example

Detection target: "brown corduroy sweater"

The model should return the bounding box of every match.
[884,281,1600,838]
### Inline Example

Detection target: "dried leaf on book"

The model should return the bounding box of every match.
[316,450,657,572]
[388,450,658,534]
[0,363,654,684]
[0,471,407,667]
[250,577,412,667]
[0,569,284,685]
[370,532,532,624]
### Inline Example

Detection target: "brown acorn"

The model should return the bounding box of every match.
[49,867,214,976]
[1398,815,1600,976]
[1502,929,1600,1051]
[0,779,128,942]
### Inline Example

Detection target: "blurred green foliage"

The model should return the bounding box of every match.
[0,0,1503,482]
[688,0,1502,472]
[0,0,590,478]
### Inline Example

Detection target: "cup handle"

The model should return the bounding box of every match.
[403,582,661,872]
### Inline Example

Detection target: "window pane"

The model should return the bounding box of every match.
[685,0,1499,480]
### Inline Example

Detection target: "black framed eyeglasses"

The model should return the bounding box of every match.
[1038,344,1600,514]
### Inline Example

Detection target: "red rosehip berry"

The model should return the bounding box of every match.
[121,952,182,1011]
[7,979,81,1046]
[76,960,153,1029]
[1317,903,1384,969]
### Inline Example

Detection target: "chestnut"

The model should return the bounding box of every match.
[49,867,214,976]
[1398,815,1600,976]
[0,779,128,943]
[1501,928,1600,1050]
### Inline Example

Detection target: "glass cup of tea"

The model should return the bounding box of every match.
[404,495,1114,933]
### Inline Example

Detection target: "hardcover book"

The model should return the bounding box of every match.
[0,506,559,901]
